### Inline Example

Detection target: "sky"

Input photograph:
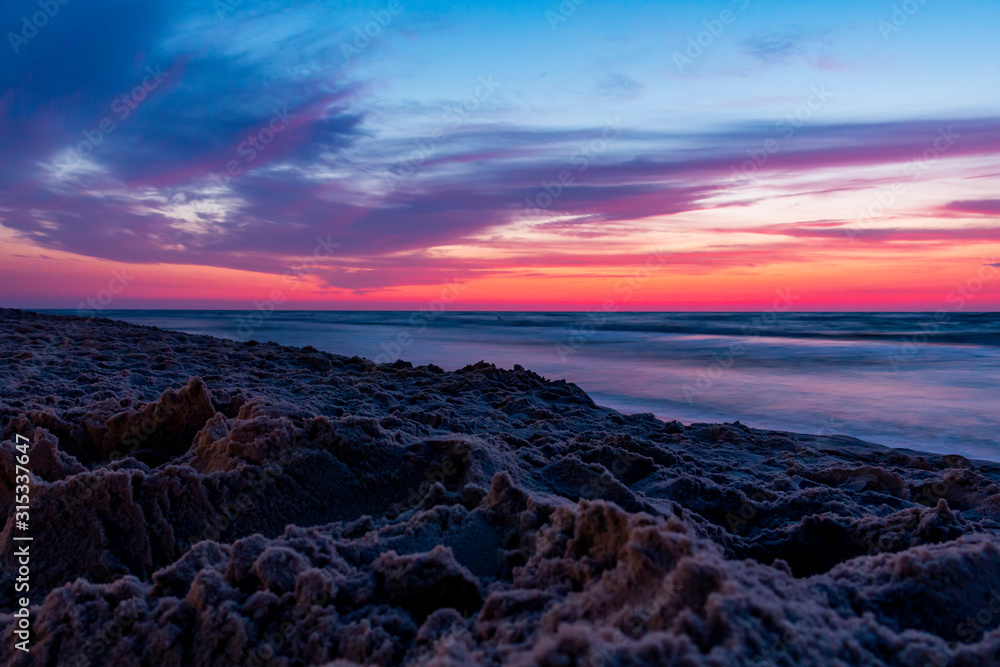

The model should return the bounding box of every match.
[1,0,998,311]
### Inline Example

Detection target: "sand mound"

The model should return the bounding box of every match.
[2,308,1000,665]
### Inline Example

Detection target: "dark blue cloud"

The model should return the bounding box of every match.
[0,0,363,186]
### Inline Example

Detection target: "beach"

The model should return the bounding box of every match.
[3,308,1000,665]
[80,309,1000,461]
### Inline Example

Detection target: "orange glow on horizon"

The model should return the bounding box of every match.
[3,235,998,311]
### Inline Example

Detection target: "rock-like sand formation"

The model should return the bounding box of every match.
[2,308,999,665]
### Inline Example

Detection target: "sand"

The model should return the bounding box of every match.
[2,307,1000,665]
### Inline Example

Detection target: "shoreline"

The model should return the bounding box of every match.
[3,307,1000,665]
[27,307,989,463]
[35,307,1000,462]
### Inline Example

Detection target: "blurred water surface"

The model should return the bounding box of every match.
[71,310,1000,461]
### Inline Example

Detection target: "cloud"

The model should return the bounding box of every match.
[738,221,1000,243]
[0,0,363,188]
[738,28,849,71]
[4,114,1000,290]
[740,27,828,66]
[742,31,808,65]
[594,73,645,100]
[942,200,1000,216]
[3,0,1000,293]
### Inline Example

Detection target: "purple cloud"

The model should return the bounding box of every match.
[943,200,1000,216]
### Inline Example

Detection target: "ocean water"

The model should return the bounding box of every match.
[59,310,1000,461]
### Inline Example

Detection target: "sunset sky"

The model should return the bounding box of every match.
[1,0,999,310]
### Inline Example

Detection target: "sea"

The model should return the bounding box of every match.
[57,310,1000,462]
